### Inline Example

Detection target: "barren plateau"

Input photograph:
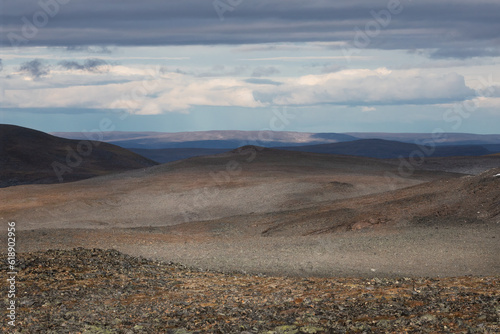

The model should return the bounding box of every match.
[1,144,499,278]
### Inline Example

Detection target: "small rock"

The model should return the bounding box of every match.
[377,319,390,328]
[19,298,35,306]
[299,326,325,333]
[273,325,299,334]
[420,314,437,323]
[170,329,193,334]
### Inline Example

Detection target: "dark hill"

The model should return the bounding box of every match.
[129,147,229,164]
[0,125,158,187]
[344,132,500,145]
[277,139,491,159]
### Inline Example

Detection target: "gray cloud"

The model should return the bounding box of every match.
[1,0,499,59]
[430,47,500,60]
[478,85,500,98]
[58,58,110,72]
[197,65,247,77]
[304,62,344,74]
[321,64,343,74]
[174,68,189,75]
[64,46,113,54]
[244,78,282,86]
[251,66,280,77]
[19,59,50,78]
[0,59,3,72]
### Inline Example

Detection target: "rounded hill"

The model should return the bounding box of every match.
[0,124,158,187]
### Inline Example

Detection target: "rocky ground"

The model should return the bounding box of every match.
[1,248,499,333]
[1,150,499,332]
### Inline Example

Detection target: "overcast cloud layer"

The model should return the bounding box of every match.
[2,0,500,58]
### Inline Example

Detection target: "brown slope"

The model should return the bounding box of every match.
[0,124,158,188]
[405,154,500,175]
[156,145,462,177]
[248,167,500,236]
[0,144,462,231]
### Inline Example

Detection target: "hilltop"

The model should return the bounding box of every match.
[0,124,157,187]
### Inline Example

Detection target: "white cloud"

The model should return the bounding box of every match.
[253,68,475,106]
[1,67,264,114]
[473,96,500,110]
[362,106,376,112]
[0,65,477,115]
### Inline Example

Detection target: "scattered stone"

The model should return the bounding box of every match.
[271,325,298,334]
[377,319,391,328]
[1,248,498,333]
[299,326,325,333]
[420,314,438,323]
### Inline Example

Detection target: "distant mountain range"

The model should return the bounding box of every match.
[1,125,499,187]
[0,125,157,187]
[50,129,500,163]
[51,130,358,149]
[51,130,500,149]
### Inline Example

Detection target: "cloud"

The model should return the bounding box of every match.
[478,85,500,98]
[1,66,479,115]
[473,97,500,110]
[63,46,113,54]
[251,66,280,77]
[321,64,343,74]
[233,44,310,53]
[0,59,3,72]
[242,57,353,61]
[2,0,499,59]
[430,47,500,59]
[1,68,263,113]
[19,59,50,78]
[362,106,376,112]
[197,65,247,77]
[244,78,282,86]
[58,58,111,72]
[253,69,476,106]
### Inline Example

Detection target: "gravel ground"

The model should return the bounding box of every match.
[11,220,500,278]
[1,248,498,333]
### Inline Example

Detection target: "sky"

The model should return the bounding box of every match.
[1,0,500,134]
